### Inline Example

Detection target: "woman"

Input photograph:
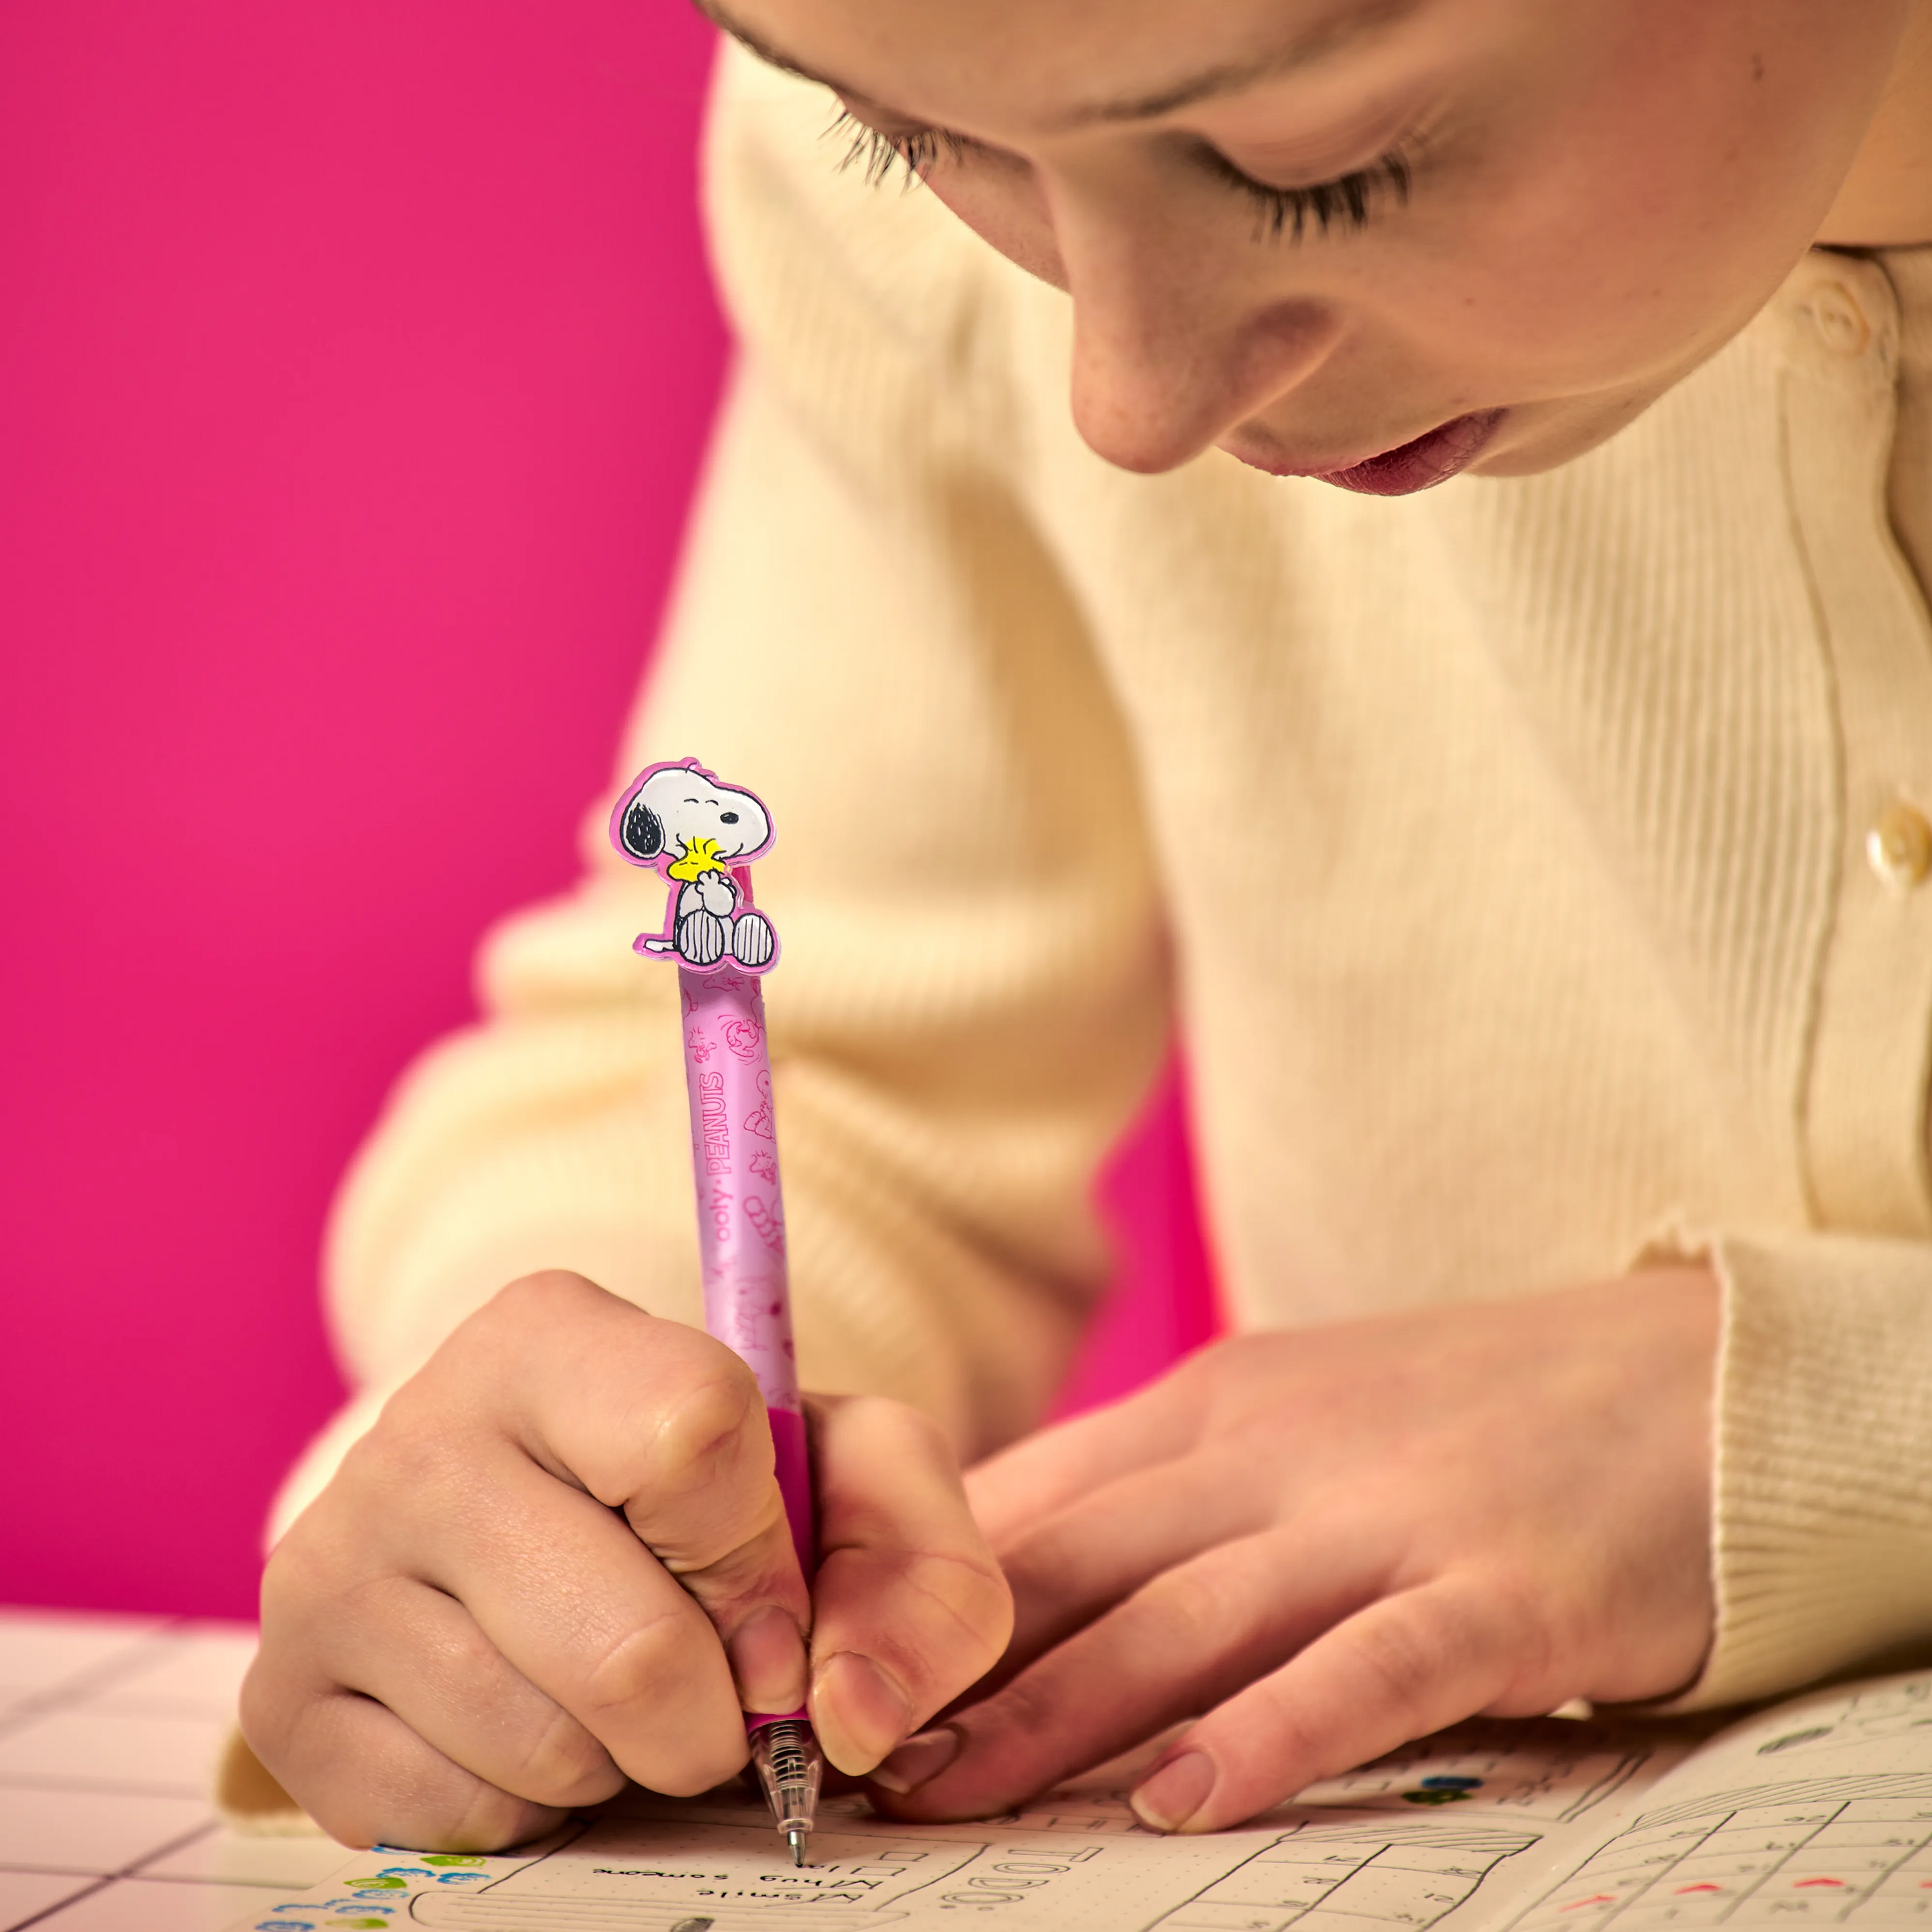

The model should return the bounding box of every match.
[236,0,1932,1848]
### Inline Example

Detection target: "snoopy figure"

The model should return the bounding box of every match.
[610,759,779,971]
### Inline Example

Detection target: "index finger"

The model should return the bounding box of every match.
[460,1273,813,1712]
[506,1283,808,1584]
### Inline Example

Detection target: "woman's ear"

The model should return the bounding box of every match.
[620,797,665,861]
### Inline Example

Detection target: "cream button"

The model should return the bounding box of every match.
[1868,800,1932,890]
[1811,282,1871,355]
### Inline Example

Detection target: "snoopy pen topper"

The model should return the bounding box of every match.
[608,757,822,1864]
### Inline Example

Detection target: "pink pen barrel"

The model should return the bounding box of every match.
[677,965,815,1574]
[614,761,822,1828]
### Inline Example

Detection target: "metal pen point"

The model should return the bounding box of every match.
[751,1716,822,1866]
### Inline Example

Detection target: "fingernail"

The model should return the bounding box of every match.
[869,1725,963,1795]
[810,1651,913,1776]
[726,1605,808,1714]
[1131,1749,1216,1832]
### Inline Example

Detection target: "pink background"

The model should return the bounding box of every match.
[0,0,1215,1625]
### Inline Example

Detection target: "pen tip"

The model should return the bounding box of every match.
[789,1827,806,1866]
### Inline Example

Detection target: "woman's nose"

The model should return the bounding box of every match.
[1052,186,1344,473]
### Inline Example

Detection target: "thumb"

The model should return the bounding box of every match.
[804,1396,1014,1776]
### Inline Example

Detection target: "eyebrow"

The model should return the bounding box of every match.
[694,0,1425,131]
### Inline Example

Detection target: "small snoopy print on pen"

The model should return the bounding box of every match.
[611,758,779,972]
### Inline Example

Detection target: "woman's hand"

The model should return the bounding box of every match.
[241,1271,1011,1851]
[870,1267,1719,1833]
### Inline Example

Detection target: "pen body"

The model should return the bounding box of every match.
[614,766,822,1853]
[677,965,815,1573]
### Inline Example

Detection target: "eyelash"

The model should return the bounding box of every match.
[1204,146,1413,242]
[829,111,969,188]
[828,109,1414,242]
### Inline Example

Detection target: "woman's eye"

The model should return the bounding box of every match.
[829,109,972,187]
[1202,145,1415,242]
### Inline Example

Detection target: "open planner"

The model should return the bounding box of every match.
[229,1669,1932,1932]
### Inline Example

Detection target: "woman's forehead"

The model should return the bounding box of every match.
[703,0,1450,132]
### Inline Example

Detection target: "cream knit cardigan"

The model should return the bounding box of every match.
[284,47,1932,1723]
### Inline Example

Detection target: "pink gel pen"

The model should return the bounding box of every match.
[610,757,822,1865]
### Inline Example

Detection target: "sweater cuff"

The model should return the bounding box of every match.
[1654,1226,1932,1711]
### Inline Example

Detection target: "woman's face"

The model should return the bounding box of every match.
[706,0,1918,491]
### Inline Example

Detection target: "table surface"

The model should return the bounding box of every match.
[0,1606,355,1931]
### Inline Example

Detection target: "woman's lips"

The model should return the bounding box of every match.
[1240,408,1507,496]
[1314,408,1506,494]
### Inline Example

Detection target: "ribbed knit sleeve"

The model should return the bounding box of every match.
[270,47,1171,1533]
[1659,1229,1932,1710]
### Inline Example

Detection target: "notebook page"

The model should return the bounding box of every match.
[1497,1674,1932,1932]
[223,1717,1691,1932]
